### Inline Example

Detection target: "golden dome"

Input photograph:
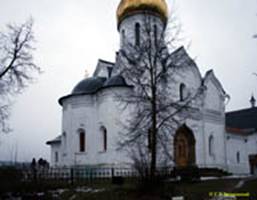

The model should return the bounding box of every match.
[117,0,168,27]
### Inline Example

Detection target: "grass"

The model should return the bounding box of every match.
[52,178,250,200]
[1,177,257,200]
[235,179,257,192]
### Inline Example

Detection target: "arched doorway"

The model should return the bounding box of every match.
[174,125,196,168]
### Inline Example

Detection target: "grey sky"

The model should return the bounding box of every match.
[0,0,256,162]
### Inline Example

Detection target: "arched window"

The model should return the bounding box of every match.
[209,135,214,157]
[62,132,67,155]
[237,151,240,163]
[122,29,125,40]
[135,23,140,46]
[180,83,186,101]
[121,29,125,45]
[154,24,158,44]
[55,152,59,163]
[100,126,107,152]
[78,129,86,152]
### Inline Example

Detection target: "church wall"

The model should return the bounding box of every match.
[205,82,223,112]
[167,58,228,170]
[95,88,132,166]
[246,133,257,155]
[181,119,226,171]
[50,67,236,174]
[119,14,164,49]
[59,87,132,167]
[61,102,72,166]
[165,62,204,168]
[226,133,250,174]
[171,58,227,170]
[204,74,226,112]
[203,122,227,170]
[94,60,114,78]
[183,119,204,167]
[96,69,108,78]
[61,95,97,166]
[51,57,231,173]
[169,60,202,104]
[50,143,62,167]
[201,74,227,170]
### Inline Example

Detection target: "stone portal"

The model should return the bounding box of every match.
[174,125,196,168]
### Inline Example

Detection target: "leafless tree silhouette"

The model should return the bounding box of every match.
[116,15,204,179]
[0,18,41,133]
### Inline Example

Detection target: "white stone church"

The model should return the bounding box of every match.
[47,0,257,176]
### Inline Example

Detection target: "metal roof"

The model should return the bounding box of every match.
[46,135,62,145]
[104,75,128,87]
[226,107,257,130]
[72,77,106,94]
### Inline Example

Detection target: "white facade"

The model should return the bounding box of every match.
[57,87,131,167]
[225,131,257,175]
[46,0,257,175]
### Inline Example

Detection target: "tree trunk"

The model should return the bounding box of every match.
[150,83,157,179]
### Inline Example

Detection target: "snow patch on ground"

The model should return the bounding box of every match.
[2,186,105,199]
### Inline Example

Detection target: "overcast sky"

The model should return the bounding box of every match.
[0,0,257,162]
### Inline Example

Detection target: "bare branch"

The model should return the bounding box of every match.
[115,12,204,178]
[0,18,40,133]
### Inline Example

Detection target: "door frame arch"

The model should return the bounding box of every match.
[174,124,196,168]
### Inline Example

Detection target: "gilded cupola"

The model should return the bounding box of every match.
[117,0,168,27]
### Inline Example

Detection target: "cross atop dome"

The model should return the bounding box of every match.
[250,95,256,108]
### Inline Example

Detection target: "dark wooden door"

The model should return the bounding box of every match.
[174,125,196,168]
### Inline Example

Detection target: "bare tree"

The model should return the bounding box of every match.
[116,15,204,179]
[0,18,40,133]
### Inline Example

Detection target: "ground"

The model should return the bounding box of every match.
[1,176,257,200]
